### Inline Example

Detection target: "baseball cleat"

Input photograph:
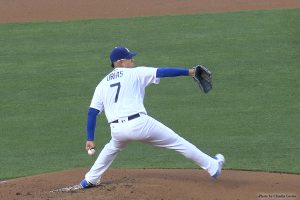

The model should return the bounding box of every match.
[212,154,225,179]
[80,179,96,189]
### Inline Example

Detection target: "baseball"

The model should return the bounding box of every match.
[88,148,96,156]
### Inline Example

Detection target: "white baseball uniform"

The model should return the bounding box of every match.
[84,66,219,184]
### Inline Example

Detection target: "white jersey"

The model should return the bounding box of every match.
[90,66,160,123]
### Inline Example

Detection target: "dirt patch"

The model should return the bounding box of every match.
[0,168,299,200]
[1,0,300,200]
[1,0,300,23]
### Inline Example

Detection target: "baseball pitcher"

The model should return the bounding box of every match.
[79,46,224,188]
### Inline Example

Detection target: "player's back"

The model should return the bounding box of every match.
[97,67,159,122]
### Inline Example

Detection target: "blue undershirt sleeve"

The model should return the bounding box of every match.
[86,107,100,141]
[156,68,189,78]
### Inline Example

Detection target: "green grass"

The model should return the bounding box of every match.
[0,8,299,179]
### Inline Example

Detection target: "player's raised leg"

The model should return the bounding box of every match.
[142,115,224,177]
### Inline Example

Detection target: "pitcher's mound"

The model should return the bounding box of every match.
[0,168,299,200]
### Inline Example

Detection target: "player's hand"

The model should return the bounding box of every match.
[86,141,95,151]
[189,68,196,76]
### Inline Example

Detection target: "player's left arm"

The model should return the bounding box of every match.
[85,107,100,151]
[156,68,195,78]
[86,108,99,141]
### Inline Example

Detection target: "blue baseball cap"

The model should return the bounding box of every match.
[110,47,137,63]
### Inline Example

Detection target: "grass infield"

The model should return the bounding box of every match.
[0,8,299,179]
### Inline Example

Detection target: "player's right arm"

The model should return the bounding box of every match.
[156,67,195,77]
[135,67,195,87]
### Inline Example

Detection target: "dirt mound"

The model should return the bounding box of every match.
[0,168,299,200]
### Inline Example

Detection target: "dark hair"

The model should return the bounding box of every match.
[111,62,114,68]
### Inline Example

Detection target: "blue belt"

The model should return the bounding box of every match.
[111,113,140,123]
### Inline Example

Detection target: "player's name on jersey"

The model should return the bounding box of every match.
[107,71,123,81]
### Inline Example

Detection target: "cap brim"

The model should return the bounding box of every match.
[125,52,137,59]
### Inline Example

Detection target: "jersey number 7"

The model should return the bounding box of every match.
[110,82,121,103]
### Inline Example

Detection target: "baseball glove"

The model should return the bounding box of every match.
[193,64,212,93]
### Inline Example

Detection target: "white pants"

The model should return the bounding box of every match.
[85,114,219,184]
